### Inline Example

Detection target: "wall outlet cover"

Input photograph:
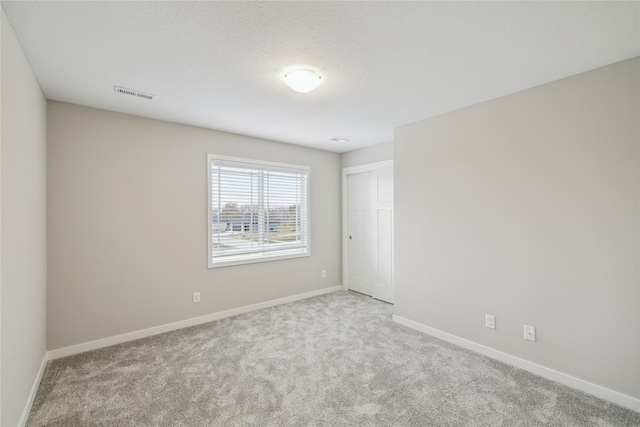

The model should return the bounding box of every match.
[485,314,495,329]
[524,325,536,342]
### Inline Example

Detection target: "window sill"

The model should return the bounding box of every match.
[208,248,310,268]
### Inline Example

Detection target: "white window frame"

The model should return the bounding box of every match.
[208,154,310,268]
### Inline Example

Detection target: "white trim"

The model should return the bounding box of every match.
[48,286,342,360]
[209,248,309,268]
[18,354,49,427]
[342,159,394,292]
[342,159,393,177]
[392,314,640,413]
[208,154,309,175]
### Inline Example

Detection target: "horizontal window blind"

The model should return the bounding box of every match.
[208,155,309,267]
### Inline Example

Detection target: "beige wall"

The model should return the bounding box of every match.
[1,10,48,426]
[341,141,393,169]
[394,58,640,398]
[47,102,342,349]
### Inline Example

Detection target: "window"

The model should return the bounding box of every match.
[208,154,310,268]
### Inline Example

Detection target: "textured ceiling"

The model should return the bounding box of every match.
[2,1,639,153]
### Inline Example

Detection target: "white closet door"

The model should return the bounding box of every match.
[344,163,394,303]
[346,171,373,296]
[371,167,394,303]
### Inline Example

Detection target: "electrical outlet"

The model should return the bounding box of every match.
[485,314,495,329]
[321,270,326,279]
[524,325,536,342]
[193,292,201,303]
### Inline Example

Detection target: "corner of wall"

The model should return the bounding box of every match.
[340,140,394,169]
[1,10,48,427]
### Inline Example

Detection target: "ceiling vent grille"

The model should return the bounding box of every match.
[114,86,156,101]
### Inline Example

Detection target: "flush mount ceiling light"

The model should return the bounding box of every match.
[330,137,350,143]
[284,69,322,93]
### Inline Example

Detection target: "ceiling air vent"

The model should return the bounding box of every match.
[330,137,350,143]
[114,86,156,101]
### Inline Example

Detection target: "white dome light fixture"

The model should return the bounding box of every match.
[284,69,322,93]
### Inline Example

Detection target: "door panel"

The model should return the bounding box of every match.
[372,168,394,303]
[347,172,373,295]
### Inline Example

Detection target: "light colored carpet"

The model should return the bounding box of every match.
[27,291,640,426]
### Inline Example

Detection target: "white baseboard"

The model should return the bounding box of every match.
[18,353,49,427]
[392,314,640,413]
[48,286,342,360]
